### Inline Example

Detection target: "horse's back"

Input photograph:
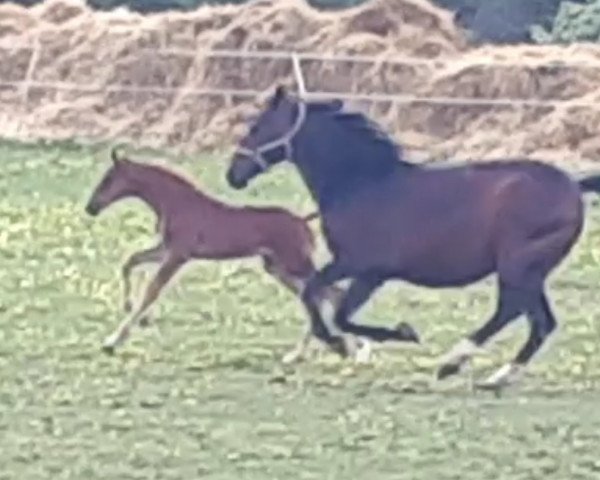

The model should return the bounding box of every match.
[322,158,583,286]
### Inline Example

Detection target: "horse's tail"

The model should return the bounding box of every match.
[578,174,600,193]
[302,211,320,223]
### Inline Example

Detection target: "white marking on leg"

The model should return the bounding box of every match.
[439,338,480,366]
[354,337,372,364]
[478,363,523,389]
[464,358,475,392]
[320,300,336,330]
[103,321,131,350]
[282,325,312,364]
[282,348,303,365]
[316,287,357,359]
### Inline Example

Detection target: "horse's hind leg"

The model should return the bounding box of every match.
[476,223,579,390]
[477,288,557,390]
[102,253,185,354]
[437,284,523,380]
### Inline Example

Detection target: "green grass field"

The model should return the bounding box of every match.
[2,140,600,479]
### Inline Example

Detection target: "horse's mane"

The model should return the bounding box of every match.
[336,111,404,162]
[306,100,414,173]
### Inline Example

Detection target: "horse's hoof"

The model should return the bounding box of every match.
[139,315,150,328]
[474,380,501,391]
[474,381,504,398]
[395,322,420,343]
[436,362,460,380]
[331,336,349,358]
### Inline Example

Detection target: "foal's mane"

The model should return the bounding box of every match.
[126,157,202,194]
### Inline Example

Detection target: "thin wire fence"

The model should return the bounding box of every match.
[2,38,600,169]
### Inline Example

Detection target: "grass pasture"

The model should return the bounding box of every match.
[2,140,600,479]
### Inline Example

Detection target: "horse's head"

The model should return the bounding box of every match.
[226,85,306,189]
[85,148,133,216]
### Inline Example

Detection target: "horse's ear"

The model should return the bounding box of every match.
[330,99,344,111]
[270,84,287,107]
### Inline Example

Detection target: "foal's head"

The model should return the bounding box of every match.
[85,148,134,216]
[226,85,343,189]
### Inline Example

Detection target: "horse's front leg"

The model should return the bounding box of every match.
[301,262,349,357]
[103,253,186,354]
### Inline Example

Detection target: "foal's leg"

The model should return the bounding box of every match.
[331,274,421,343]
[122,244,165,313]
[261,256,315,363]
[261,255,355,363]
[437,284,523,380]
[102,254,186,354]
[262,255,312,364]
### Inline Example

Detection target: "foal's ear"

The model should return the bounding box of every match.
[111,147,123,165]
[111,146,131,166]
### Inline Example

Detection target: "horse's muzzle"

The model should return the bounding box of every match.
[226,168,248,190]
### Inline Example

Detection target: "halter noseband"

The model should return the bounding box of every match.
[235,101,307,171]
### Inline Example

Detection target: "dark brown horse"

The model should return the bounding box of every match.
[84,148,413,360]
[226,85,600,390]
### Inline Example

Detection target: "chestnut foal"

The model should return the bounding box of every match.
[84,148,373,362]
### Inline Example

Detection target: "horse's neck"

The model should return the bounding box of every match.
[294,138,403,209]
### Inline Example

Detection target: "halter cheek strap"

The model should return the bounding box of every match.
[236,101,307,171]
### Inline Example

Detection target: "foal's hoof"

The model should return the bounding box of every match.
[101,343,116,356]
[436,362,461,380]
[139,315,150,328]
[394,322,420,343]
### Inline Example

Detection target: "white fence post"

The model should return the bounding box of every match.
[20,34,41,105]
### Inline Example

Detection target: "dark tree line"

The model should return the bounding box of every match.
[2,0,598,45]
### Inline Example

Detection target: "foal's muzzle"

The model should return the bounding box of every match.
[85,201,100,216]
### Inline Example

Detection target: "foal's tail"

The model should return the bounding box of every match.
[578,174,600,193]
